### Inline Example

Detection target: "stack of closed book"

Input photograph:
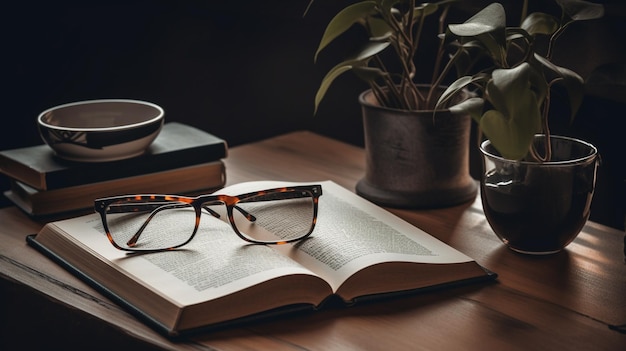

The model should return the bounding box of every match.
[0,122,228,217]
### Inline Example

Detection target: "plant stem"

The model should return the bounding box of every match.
[529,89,553,162]
[430,4,450,92]
[546,20,571,60]
[402,0,422,109]
[381,4,419,109]
[428,49,463,108]
[541,89,553,161]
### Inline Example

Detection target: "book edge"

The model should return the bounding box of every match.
[26,234,177,336]
[27,231,496,339]
[26,234,318,339]
[5,161,226,217]
[346,265,498,305]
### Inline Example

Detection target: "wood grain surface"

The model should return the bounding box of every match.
[1,131,624,350]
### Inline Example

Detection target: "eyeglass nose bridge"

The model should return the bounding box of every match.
[199,199,224,219]
[199,196,257,222]
[194,197,253,242]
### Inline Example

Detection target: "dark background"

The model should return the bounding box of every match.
[2,0,625,229]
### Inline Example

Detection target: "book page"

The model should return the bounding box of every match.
[44,180,475,306]
[220,181,474,292]
[49,212,322,307]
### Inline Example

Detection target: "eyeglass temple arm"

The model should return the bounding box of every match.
[201,200,256,222]
[125,202,193,247]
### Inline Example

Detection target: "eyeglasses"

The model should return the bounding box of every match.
[94,184,322,251]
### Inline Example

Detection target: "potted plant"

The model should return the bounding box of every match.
[310,0,479,208]
[436,0,604,254]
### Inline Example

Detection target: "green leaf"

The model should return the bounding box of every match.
[480,87,542,161]
[436,75,486,109]
[449,97,484,123]
[351,41,391,61]
[412,2,440,19]
[521,12,559,36]
[526,61,549,107]
[459,39,488,51]
[352,66,387,81]
[447,3,505,37]
[532,53,583,119]
[557,66,585,121]
[481,64,543,160]
[487,63,532,114]
[480,109,533,160]
[367,16,393,40]
[505,27,530,41]
[475,32,507,67]
[447,3,507,65]
[555,0,604,21]
[314,1,377,62]
[380,0,399,14]
[314,64,354,115]
[314,41,390,114]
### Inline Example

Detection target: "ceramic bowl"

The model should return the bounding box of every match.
[38,99,164,162]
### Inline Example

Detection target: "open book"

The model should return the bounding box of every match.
[28,180,496,337]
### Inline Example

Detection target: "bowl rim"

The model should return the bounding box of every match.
[37,99,164,132]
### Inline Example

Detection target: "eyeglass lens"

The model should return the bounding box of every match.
[233,191,315,243]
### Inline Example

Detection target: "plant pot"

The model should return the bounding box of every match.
[355,88,477,208]
[480,135,599,255]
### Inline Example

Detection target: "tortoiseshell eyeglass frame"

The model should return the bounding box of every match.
[94,184,323,252]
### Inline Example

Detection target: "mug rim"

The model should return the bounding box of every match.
[480,134,598,167]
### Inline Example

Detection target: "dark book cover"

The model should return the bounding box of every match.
[0,123,228,190]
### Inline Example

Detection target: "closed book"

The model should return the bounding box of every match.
[5,160,225,217]
[0,122,227,191]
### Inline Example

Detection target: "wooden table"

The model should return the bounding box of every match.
[1,131,625,350]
